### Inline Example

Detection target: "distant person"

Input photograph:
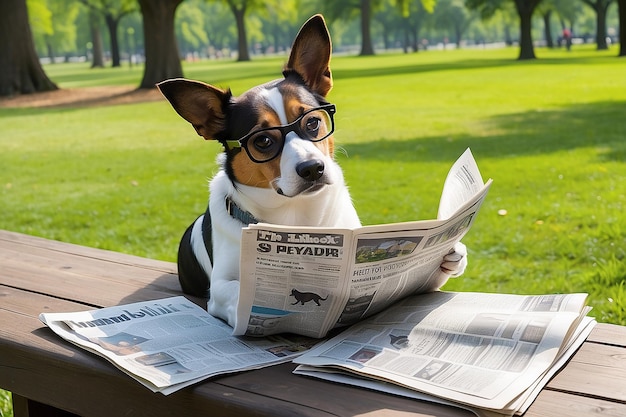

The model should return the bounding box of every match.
[562,28,572,51]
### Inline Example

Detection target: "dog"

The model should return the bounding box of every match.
[158,14,467,329]
[290,289,328,306]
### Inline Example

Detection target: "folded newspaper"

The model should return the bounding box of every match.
[293,292,596,417]
[234,148,492,337]
[39,297,319,394]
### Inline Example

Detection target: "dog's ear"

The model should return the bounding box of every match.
[285,14,332,97]
[157,78,230,140]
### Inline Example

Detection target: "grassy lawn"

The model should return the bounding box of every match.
[1,45,625,413]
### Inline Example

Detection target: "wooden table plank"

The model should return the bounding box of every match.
[0,230,175,271]
[585,323,626,346]
[524,390,626,417]
[548,342,626,401]
[0,288,472,416]
[0,230,186,308]
[2,229,626,417]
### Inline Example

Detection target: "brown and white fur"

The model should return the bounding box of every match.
[158,15,467,329]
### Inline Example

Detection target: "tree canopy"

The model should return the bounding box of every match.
[0,0,623,96]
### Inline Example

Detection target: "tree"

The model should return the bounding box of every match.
[175,1,210,57]
[552,0,582,47]
[28,0,53,54]
[323,0,377,56]
[374,1,404,50]
[617,0,626,56]
[403,3,428,51]
[103,0,136,66]
[87,7,105,67]
[0,0,57,96]
[434,0,477,48]
[222,0,252,61]
[359,0,375,55]
[537,2,555,47]
[466,0,543,60]
[138,0,183,89]
[43,0,81,63]
[259,0,300,53]
[80,0,136,67]
[581,0,614,50]
[209,0,281,61]
[199,2,237,54]
[324,0,438,56]
[394,0,437,52]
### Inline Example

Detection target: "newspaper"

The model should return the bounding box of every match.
[39,296,319,395]
[235,148,493,337]
[293,291,596,416]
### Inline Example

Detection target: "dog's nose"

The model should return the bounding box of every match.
[296,159,325,181]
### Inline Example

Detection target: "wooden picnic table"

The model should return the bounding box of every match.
[1,229,625,417]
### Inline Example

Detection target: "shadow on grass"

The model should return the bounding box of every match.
[341,100,626,163]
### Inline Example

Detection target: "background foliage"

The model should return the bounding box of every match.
[25,0,621,64]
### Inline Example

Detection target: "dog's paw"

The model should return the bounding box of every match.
[440,242,468,277]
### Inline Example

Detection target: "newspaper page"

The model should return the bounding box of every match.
[293,291,596,415]
[39,296,319,395]
[235,149,492,338]
[294,311,594,417]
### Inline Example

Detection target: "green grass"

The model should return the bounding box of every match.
[1,44,626,415]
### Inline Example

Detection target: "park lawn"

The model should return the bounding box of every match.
[1,45,625,333]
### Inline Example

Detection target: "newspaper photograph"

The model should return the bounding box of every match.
[234,149,493,338]
[293,291,596,416]
[39,296,319,395]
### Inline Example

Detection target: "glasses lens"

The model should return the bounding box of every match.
[239,105,335,163]
[299,108,333,142]
[247,129,283,162]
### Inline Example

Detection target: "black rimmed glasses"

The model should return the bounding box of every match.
[225,104,336,163]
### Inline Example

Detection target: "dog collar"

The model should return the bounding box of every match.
[225,196,259,225]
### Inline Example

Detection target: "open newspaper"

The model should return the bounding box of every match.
[293,291,596,417]
[235,148,492,337]
[39,296,319,395]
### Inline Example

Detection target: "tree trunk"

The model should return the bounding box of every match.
[0,0,57,96]
[359,0,375,55]
[595,1,610,50]
[273,26,280,53]
[382,25,390,50]
[138,0,183,89]
[46,39,55,64]
[411,25,419,52]
[231,5,250,61]
[543,10,554,48]
[504,24,513,46]
[89,9,105,68]
[402,18,410,53]
[515,0,539,60]
[583,0,612,50]
[105,14,122,67]
[617,0,626,56]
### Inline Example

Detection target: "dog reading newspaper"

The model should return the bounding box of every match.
[39,149,595,416]
[234,147,491,337]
